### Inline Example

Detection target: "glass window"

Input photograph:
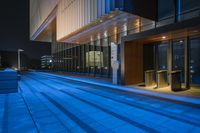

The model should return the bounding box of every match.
[158,42,168,70]
[190,38,200,85]
[179,0,200,21]
[180,0,200,12]
[158,0,175,20]
[173,40,185,82]
[102,37,109,76]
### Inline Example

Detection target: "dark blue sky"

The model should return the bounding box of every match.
[0,0,51,59]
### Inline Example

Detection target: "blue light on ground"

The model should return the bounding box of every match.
[0,72,200,133]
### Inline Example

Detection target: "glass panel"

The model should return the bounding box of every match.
[144,44,155,71]
[158,0,175,20]
[179,0,200,21]
[102,37,109,77]
[180,0,200,12]
[158,42,168,70]
[157,0,175,27]
[85,43,90,74]
[95,39,102,76]
[173,39,185,82]
[80,45,85,73]
[190,38,200,85]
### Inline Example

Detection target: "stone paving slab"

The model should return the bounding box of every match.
[0,93,37,133]
[40,72,200,106]
[1,72,200,133]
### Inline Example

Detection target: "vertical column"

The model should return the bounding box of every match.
[185,37,190,89]
[167,40,173,85]
[97,0,102,18]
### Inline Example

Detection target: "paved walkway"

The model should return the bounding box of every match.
[1,72,200,133]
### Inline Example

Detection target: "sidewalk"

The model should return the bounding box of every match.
[40,72,200,107]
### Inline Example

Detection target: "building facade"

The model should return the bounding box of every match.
[30,0,200,90]
[41,55,53,69]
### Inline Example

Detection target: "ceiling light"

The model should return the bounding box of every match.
[179,40,183,43]
[162,36,166,39]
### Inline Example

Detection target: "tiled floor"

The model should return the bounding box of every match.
[1,72,200,133]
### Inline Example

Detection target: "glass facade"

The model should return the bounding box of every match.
[172,39,185,83]
[52,37,112,78]
[190,37,200,85]
[51,0,200,83]
[179,0,200,21]
[157,42,168,70]
[157,0,200,27]
[158,0,175,20]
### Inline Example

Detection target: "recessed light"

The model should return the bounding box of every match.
[162,36,166,39]
[179,40,183,43]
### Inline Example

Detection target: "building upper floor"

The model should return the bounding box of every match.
[30,0,200,44]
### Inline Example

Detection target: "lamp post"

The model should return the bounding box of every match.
[18,49,24,71]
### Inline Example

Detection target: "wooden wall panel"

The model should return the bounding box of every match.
[124,41,144,85]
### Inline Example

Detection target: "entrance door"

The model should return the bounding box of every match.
[190,37,200,85]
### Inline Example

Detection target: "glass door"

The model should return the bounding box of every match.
[172,39,185,83]
[190,37,200,85]
[157,42,168,70]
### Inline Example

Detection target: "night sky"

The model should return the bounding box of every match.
[0,0,51,60]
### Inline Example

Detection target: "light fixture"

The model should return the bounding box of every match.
[104,31,108,37]
[179,40,183,43]
[97,34,101,40]
[162,36,166,39]
[90,36,93,42]
[114,27,117,34]
[123,23,127,32]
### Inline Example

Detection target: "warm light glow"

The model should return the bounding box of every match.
[114,27,118,34]
[162,36,166,39]
[135,19,140,27]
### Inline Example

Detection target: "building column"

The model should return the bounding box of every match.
[185,37,190,89]
[120,40,125,85]
[167,40,173,85]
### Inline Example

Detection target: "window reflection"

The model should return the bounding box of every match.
[190,38,200,84]
[173,40,185,83]
[158,42,168,70]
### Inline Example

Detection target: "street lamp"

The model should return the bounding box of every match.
[18,49,24,71]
